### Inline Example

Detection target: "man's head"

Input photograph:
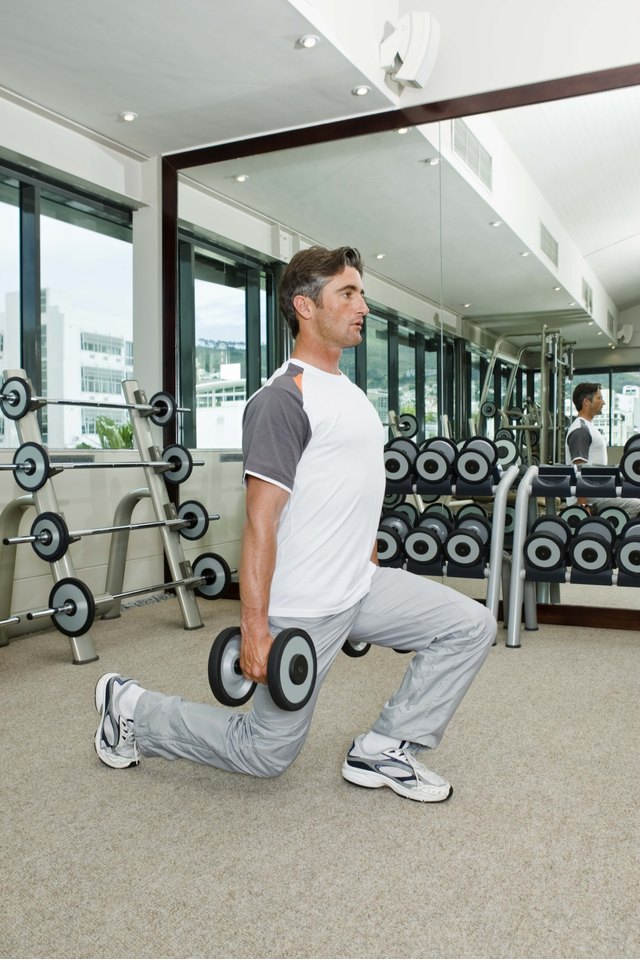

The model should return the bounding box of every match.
[572,381,603,415]
[279,246,364,338]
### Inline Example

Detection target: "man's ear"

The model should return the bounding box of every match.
[293,294,312,320]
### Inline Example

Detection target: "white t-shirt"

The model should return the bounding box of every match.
[242,359,385,618]
[565,416,607,465]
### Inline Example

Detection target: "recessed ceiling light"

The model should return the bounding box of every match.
[352,85,371,96]
[375,253,385,260]
[234,174,249,183]
[588,321,594,325]
[463,303,472,309]
[119,111,138,122]
[489,221,502,228]
[397,127,410,135]
[519,251,529,257]
[553,286,561,291]
[296,34,320,49]
[598,330,603,335]
[569,301,577,306]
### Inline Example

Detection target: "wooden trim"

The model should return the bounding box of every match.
[164,63,640,170]
[498,601,639,630]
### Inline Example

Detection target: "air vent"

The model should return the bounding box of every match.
[453,119,492,190]
[540,222,559,267]
[582,278,593,314]
[607,310,615,334]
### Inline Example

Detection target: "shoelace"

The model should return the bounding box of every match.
[385,746,431,785]
[118,717,139,761]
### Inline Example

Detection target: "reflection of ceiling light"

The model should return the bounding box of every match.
[296,34,320,48]
[119,111,138,122]
[375,253,385,259]
[397,127,410,135]
[489,221,502,227]
[234,174,249,183]
[553,286,561,291]
[569,301,576,306]
[352,85,371,96]
[519,251,529,257]
[463,303,471,308]
[588,321,594,325]
[420,157,439,166]
[598,330,603,335]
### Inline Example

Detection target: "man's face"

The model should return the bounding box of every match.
[297,266,369,349]
[586,389,605,415]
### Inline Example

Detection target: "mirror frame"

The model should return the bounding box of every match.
[160,62,640,630]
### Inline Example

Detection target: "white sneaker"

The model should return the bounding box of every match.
[94,673,140,769]
[342,739,452,802]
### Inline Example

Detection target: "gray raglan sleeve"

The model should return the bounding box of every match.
[242,386,311,492]
[567,423,592,463]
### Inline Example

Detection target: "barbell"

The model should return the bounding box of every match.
[0,376,187,426]
[207,625,317,712]
[4,501,216,562]
[25,553,231,636]
[2,441,201,492]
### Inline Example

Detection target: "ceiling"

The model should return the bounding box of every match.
[1,0,639,354]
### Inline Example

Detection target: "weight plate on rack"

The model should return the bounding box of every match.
[376,527,403,563]
[30,511,70,562]
[404,528,442,565]
[396,412,418,439]
[480,400,497,419]
[379,511,411,540]
[0,376,33,420]
[455,503,488,522]
[620,449,640,484]
[394,502,419,527]
[192,552,231,599]
[523,531,565,571]
[456,515,491,546]
[49,577,95,637]
[444,529,483,567]
[177,500,210,541]
[453,448,492,485]
[569,534,612,573]
[598,506,629,534]
[13,441,50,492]
[530,516,572,546]
[615,537,640,577]
[464,436,498,466]
[415,448,451,484]
[384,447,412,483]
[149,391,177,427]
[161,444,193,485]
[208,627,255,706]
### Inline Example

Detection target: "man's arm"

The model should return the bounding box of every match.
[239,475,290,684]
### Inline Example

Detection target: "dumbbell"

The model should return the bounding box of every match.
[615,521,640,578]
[376,512,412,565]
[569,516,615,575]
[415,437,457,485]
[523,516,571,576]
[208,626,317,712]
[453,438,498,486]
[598,506,629,535]
[455,503,489,522]
[384,438,418,484]
[443,527,486,570]
[455,515,492,558]
[558,504,590,531]
[395,412,419,439]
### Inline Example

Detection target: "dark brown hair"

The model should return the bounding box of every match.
[572,381,601,413]
[278,245,364,338]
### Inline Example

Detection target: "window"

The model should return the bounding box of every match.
[0,177,21,447]
[365,314,388,423]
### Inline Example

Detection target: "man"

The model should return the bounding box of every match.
[94,245,496,803]
[565,381,640,517]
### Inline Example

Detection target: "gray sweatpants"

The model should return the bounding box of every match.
[133,566,496,777]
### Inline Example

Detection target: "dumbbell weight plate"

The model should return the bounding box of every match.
[383,492,404,510]
[574,516,616,545]
[379,511,411,541]
[480,400,497,419]
[503,505,516,539]
[0,376,32,420]
[177,500,210,541]
[558,505,590,530]
[192,552,231,599]
[456,515,491,549]
[598,506,629,535]
[530,516,572,547]
[454,448,492,485]
[384,447,412,483]
[569,534,612,573]
[444,529,484,567]
[464,437,499,466]
[30,511,70,562]
[49,577,96,637]
[495,428,515,441]
[623,434,640,455]
[387,437,418,463]
[620,449,640,484]
[495,437,519,467]
[268,628,317,711]
[415,513,452,543]
[524,531,565,572]
[615,535,640,577]
[455,503,488,522]
[415,448,451,484]
[148,391,177,427]
[208,627,256,707]
[404,528,442,565]
[161,444,194,485]
[376,527,403,563]
[394,502,419,526]
[420,502,454,523]
[396,412,418,439]
[13,442,50,492]
[342,637,371,658]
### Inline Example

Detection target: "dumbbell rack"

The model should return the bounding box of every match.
[506,463,640,648]
[384,461,520,621]
[0,370,203,663]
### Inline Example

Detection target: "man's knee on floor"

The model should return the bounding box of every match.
[475,603,497,648]
[248,733,306,778]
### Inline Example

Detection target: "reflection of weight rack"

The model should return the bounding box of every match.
[0,369,216,663]
[506,459,640,648]
[380,433,519,621]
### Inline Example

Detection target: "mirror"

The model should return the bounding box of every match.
[176,82,640,613]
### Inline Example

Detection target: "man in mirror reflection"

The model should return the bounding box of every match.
[565,381,640,518]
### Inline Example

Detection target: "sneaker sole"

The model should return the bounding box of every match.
[94,673,139,770]
[342,762,452,803]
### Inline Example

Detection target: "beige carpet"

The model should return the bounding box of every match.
[1,589,638,959]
